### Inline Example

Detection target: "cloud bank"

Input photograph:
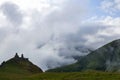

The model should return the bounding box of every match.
[0,0,120,71]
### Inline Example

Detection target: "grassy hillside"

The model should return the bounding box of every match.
[0,53,43,74]
[48,39,120,72]
[1,71,120,80]
[0,58,40,74]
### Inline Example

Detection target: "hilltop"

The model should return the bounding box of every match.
[0,53,43,74]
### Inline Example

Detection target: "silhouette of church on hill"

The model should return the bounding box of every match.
[14,53,28,60]
[0,53,43,73]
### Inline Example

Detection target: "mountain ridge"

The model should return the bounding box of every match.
[47,39,120,72]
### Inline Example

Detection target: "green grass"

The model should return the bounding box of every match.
[0,57,42,74]
[1,53,120,80]
[1,71,120,80]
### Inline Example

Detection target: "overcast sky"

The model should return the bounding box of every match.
[0,0,120,71]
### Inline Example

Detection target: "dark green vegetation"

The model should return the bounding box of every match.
[48,39,120,72]
[1,71,120,80]
[0,53,43,74]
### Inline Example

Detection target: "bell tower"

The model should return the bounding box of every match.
[21,54,24,58]
[14,53,19,58]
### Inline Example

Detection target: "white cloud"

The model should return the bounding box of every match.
[0,0,65,14]
[100,0,120,15]
[81,16,120,48]
[0,0,120,72]
[0,0,89,71]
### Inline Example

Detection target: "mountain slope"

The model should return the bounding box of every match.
[0,53,43,74]
[47,39,120,72]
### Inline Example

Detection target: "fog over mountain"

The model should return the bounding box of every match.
[0,0,120,71]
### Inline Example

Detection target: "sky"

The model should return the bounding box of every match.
[0,0,120,71]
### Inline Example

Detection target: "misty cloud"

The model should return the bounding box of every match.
[0,1,89,71]
[1,2,23,26]
[0,0,120,72]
